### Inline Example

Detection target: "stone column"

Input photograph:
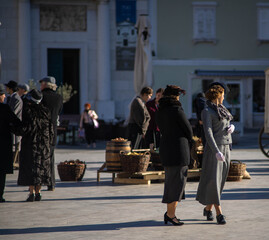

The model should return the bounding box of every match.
[96,0,115,120]
[18,0,32,83]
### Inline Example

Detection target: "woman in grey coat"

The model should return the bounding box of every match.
[196,84,234,225]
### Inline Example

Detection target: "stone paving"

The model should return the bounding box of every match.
[1,132,269,240]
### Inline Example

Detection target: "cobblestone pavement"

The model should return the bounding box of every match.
[1,133,269,240]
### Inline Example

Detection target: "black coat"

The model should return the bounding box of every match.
[156,97,193,166]
[17,102,54,186]
[0,103,21,174]
[41,88,63,145]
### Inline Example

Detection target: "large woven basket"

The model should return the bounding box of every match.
[119,151,151,173]
[227,160,246,181]
[57,160,86,181]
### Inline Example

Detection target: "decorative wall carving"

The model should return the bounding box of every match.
[40,5,87,31]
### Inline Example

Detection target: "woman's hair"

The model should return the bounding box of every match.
[140,87,153,95]
[156,88,164,94]
[163,85,186,96]
[44,82,57,91]
[205,85,224,101]
[84,103,91,109]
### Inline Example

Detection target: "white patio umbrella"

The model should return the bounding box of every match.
[133,14,153,95]
[265,67,269,133]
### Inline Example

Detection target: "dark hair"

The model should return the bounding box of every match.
[163,85,186,96]
[140,87,153,95]
[156,88,164,94]
[205,85,224,101]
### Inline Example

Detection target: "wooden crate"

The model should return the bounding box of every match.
[114,171,165,185]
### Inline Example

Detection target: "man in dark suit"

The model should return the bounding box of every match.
[5,80,23,167]
[0,84,21,202]
[40,76,63,191]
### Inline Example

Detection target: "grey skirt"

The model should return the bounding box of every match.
[196,144,230,205]
[162,165,188,204]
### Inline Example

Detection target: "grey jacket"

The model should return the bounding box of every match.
[7,92,23,150]
[201,105,232,154]
[129,96,151,135]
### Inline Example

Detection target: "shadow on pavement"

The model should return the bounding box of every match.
[0,220,164,235]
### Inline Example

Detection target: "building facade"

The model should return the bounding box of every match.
[0,0,269,132]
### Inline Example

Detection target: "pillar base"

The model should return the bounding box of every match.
[96,100,115,121]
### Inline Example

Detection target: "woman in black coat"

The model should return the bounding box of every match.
[156,85,193,226]
[0,84,22,202]
[17,89,54,202]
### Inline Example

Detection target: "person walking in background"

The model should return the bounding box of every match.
[156,85,193,226]
[196,84,234,225]
[17,89,54,202]
[4,80,23,168]
[79,103,99,148]
[128,87,152,149]
[0,84,22,202]
[39,76,63,191]
[145,88,164,151]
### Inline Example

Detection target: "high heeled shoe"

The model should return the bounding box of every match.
[203,207,214,221]
[26,193,35,202]
[35,193,42,201]
[216,214,226,225]
[164,212,184,226]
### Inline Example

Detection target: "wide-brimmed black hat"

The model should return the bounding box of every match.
[26,89,43,104]
[0,84,5,95]
[5,80,18,91]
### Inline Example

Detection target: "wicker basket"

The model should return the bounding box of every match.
[57,160,86,181]
[227,160,246,181]
[119,151,151,173]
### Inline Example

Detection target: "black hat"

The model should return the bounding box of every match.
[5,80,18,91]
[26,89,43,104]
[0,84,5,95]
[163,85,186,96]
[39,76,56,84]
[209,82,230,94]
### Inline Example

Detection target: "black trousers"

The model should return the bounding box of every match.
[48,145,55,187]
[128,123,146,149]
[0,172,6,198]
[84,123,96,144]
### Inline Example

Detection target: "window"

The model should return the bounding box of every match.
[253,79,265,112]
[257,3,269,42]
[192,2,217,44]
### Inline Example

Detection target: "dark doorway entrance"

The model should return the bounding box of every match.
[47,49,80,114]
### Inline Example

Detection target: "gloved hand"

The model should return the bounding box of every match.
[216,152,225,162]
[227,124,235,134]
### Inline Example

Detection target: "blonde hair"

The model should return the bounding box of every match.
[44,82,57,91]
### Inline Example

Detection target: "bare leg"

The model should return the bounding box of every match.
[167,201,179,223]
[205,204,213,211]
[29,186,35,194]
[214,204,222,216]
[35,185,41,194]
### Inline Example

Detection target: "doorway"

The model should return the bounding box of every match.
[47,49,80,114]
[224,80,244,135]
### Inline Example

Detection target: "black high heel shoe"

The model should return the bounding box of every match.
[164,212,184,226]
[216,214,226,225]
[203,208,214,221]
